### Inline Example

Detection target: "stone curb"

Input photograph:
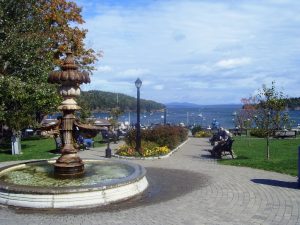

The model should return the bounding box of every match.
[112,138,189,160]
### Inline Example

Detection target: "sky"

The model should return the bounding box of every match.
[75,0,300,105]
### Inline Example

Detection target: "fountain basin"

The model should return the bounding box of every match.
[0,159,148,209]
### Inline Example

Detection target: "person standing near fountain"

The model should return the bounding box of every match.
[53,133,62,152]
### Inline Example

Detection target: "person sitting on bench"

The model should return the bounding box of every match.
[211,136,232,158]
[210,127,231,158]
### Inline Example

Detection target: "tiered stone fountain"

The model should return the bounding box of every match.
[47,50,89,177]
[0,51,148,209]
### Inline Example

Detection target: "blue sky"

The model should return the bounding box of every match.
[75,0,300,105]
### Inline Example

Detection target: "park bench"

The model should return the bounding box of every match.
[209,133,221,146]
[220,139,235,159]
[209,139,235,159]
[229,128,247,136]
[274,130,296,139]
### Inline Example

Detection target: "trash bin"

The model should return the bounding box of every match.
[11,134,21,155]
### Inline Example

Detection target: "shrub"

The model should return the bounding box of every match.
[191,125,203,135]
[124,129,136,147]
[147,125,188,149]
[147,125,178,149]
[250,128,267,138]
[194,130,211,138]
[176,126,189,142]
[124,125,188,150]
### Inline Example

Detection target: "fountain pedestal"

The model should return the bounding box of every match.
[53,162,84,178]
[54,109,84,177]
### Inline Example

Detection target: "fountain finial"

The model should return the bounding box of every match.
[48,50,90,85]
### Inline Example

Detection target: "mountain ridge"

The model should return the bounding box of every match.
[80,90,165,112]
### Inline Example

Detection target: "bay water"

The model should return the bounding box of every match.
[92,105,300,129]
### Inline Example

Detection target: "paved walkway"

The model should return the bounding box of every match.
[0,138,300,225]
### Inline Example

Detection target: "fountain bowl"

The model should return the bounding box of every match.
[0,159,148,209]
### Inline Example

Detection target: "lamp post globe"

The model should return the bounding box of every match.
[135,78,142,155]
[135,78,142,88]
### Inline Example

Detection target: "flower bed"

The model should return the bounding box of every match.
[194,130,211,138]
[115,125,188,158]
[116,141,170,157]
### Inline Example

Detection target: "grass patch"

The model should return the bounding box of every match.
[0,136,57,162]
[93,134,106,148]
[219,136,300,176]
[0,135,105,162]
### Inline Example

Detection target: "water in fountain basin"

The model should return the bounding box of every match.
[0,161,134,187]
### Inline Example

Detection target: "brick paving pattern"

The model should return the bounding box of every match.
[0,138,299,225]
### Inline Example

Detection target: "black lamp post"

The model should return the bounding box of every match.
[105,140,111,158]
[135,78,142,155]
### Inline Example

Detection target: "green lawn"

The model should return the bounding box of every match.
[0,135,105,162]
[219,136,300,176]
[0,136,57,162]
[93,134,106,148]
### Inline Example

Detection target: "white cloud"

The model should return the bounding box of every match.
[185,81,208,89]
[153,85,164,90]
[96,65,113,73]
[192,64,214,75]
[76,0,300,104]
[119,68,150,78]
[215,57,252,69]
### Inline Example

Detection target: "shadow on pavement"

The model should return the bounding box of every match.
[13,167,211,215]
[251,179,299,189]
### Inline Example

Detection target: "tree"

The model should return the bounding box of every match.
[233,96,257,132]
[0,0,98,123]
[109,107,123,129]
[36,0,99,71]
[0,0,98,149]
[0,0,61,134]
[253,81,290,159]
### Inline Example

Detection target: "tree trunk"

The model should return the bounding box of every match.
[266,135,270,160]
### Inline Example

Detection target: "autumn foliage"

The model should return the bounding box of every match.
[36,0,99,70]
[0,0,98,134]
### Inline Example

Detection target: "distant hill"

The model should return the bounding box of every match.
[79,90,165,112]
[286,97,300,110]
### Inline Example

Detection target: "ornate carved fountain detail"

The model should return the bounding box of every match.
[48,50,90,177]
